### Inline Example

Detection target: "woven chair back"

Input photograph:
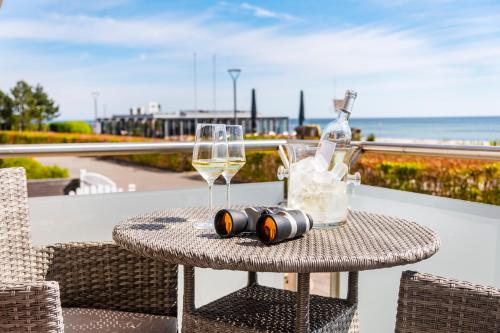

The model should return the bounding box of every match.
[0,167,34,281]
[396,271,500,333]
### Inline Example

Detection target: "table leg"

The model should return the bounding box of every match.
[347,271,359,306]
[183,266,196,313]
[296,272,310,333]
[247,271,258,286]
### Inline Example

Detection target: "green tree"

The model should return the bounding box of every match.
[11,81,34,131]
[0,90,14,130]
[32,84,59,130]
[10,80,59,131]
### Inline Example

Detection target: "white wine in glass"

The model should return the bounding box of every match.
[222,158,246,179]
[192,124,228,229]
[193,159,228,182]
[222,125,246,207]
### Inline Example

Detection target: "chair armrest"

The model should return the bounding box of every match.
[396,271,500,333]
[0,280,64,332]
[33,242,177,316]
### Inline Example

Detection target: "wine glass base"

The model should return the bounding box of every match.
[193,220,214,230]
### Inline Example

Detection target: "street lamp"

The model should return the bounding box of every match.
[227,68,241,124]
[91,91,100,120]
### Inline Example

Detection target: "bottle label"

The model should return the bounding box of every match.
[314,140,336,171]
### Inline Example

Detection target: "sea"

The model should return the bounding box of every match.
[289,116,500,142]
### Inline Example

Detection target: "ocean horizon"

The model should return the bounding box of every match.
[83,115,499,142]
[289,116,500,141]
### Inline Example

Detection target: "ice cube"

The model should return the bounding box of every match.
[292,156,316,174]
[314,140,336,171]
[313,170,334,184]
[290,157,319,194]
[331,162,348,181]
[333,151,346,166]
[331,180,347,195]
[291,157,321,181]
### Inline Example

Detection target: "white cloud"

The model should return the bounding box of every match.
[2,13,496,77]
[0,9,498,119]
[239,3,297,21]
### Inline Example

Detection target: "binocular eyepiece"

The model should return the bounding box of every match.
[214,207,313,244]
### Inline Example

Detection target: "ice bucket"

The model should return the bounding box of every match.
[277,142,360,228]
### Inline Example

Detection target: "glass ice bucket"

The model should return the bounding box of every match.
[277,142,360,228]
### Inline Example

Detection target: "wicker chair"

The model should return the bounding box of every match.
[396,271,500,333]
[0,168,178,332]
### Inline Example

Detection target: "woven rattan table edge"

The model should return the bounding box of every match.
[112,208,440,274]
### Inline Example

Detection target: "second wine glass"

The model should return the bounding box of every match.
[192,123,228,229]
[222,125,246,208]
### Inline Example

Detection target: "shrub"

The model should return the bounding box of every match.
[0,158,68,179]
[354,153,499,205]
[49,121,93,134]
[366,133,376,141]
[108,151,283,180]
[1,130,497,205]
[107,153,194,172]
[234,151,281,183]
[0,130,157,144]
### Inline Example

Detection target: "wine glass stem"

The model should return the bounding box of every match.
[208,182,213,215]
[226,181,231,208]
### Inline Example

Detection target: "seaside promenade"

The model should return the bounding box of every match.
[36,156,206,191]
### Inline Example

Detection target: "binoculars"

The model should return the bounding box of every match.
[214,207,313,244]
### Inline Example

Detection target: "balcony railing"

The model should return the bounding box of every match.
[3,140,499,330]
[0,140,499,160]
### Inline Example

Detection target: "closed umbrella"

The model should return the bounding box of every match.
[251,89,257,133]
[299,90,305,126]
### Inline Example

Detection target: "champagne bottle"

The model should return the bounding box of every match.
[321,90,357,147]
[316,90,357,169]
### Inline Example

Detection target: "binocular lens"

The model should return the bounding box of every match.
[256,210,313,244]
[262,217,277,242]
[222,212,232,235]
[214,209,248,237]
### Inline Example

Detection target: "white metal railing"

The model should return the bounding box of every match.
[0,140,498,160]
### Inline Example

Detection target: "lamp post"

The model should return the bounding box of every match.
[227,68,241,124]
[91,91,100,122]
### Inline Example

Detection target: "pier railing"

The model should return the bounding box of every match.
[0,140,498,160]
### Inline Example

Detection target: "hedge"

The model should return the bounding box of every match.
[49,121,93,134]
[0,158,68,179]
[108,154,194,172]
[0,130,153,144]
[354,153,499,205]
[106,151,282,181]
[112,151,499,204]
[0,130,497,204]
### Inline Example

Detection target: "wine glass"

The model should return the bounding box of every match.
[192,124,228,229]
[222,125,246,208]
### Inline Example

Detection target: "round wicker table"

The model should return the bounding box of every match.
[113,207,440,333]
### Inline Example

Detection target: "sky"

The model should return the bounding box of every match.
[0,0,499,120]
